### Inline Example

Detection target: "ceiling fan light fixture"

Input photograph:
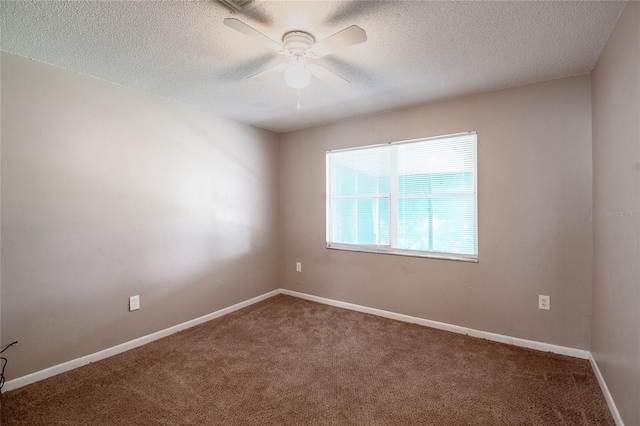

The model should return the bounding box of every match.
[284,63,311,89]
[223,19,366,91]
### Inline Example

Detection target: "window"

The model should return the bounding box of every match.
[326,132,477,261]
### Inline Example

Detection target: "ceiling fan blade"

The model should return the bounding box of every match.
[308,64,349,88]
[309,25,367,58]
[248,63,288,81]
[223,18,285,54]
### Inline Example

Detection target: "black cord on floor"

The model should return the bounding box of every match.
[0,341,18,399]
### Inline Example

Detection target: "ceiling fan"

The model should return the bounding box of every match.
[224,18,367,90]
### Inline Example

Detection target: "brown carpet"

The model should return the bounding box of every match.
[1,295,613,425]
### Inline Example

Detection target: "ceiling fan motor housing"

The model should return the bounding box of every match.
[282,31,315,54]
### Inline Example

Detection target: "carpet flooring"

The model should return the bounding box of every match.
[1,295,613,425]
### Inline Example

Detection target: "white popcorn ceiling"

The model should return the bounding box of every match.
[0,1,625,133]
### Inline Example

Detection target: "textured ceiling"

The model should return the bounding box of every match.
[0,1,625,133]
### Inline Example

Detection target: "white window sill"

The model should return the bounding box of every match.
[326,243,478,263]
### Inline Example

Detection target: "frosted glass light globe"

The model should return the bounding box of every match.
[284,64,311,89]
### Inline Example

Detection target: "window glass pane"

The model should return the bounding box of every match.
[397,198,432,251]
[398,196,476,254]
[332,199,356,244]
[333,164,357,197]
[356,172,389,196]
[331,146,390,196]
[399,172,474,194]
[431,196,476,255]
[429,172,474,194]
[377,197,390,244]
[398,136,475,194]
[332,197,389,245]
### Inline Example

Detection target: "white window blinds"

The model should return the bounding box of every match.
[326,132,477,261]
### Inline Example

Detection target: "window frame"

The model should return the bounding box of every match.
[326,131,478,263]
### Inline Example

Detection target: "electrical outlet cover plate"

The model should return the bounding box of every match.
[539,295,550,310]
[296,262,302,272]
[129,295,140,311]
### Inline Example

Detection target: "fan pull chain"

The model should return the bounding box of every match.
[297,89,301,109]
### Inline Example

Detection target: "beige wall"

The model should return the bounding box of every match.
[280,76,593,349]
[591,2,640,424]
[0,52,280,380]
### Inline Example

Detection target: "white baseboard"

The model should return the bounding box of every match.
[3,289,280,392]
[589,353,624,425]
[3,287,598,399]
[280,289,590,359]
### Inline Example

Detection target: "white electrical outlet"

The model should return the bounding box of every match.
[296,262,302,272]
[129,295,140,311]
[539,295,550,310]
